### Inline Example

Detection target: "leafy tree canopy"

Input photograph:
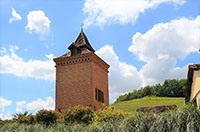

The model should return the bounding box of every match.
[115,79,187,103]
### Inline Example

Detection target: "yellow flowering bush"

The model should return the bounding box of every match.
[64,105,94,124]
[93,107,130,123]
[56,112,65,123]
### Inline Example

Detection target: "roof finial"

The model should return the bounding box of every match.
[81,23,84,32]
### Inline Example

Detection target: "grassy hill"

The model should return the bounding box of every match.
[112,96,185,112]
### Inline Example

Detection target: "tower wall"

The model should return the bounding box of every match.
[54,53,109,111]
[92,59,109,110]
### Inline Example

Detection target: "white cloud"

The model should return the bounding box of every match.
[83,0,185,27]
[0,97,55,119]
[9,8,22,24]
[0,97,12,112]
[1,17,199,101]
[25,10,51,40]
[129,16,200,86]
[168,65,188,79]
[0,98,13,120]
[96,45,142,99]
[16,101,26,113]
[26,96,55,113]
[96,16,200,99]
[0,45,55,81]
[0,47,7,54]
[0,111,13,120]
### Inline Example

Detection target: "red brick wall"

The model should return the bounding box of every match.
[92,61,109,110]
[54,53,109,111]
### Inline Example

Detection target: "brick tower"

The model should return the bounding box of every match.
[54,30,109,112]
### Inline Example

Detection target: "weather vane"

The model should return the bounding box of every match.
[81,23,84,32]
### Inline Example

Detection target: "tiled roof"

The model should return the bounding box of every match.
[68,31,95,52]
[57,48,92,59]
[57,52,71,58]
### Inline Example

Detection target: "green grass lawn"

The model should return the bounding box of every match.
[112,96,185,112]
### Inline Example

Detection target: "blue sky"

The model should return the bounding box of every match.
[0,0,199,119]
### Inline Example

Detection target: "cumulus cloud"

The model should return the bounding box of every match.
[25,10,51,40]
[129,16,200,86]
[9,8,22,24]
[0,98,13,120]
[0,96,55,119]
[0,111,13,120]
[1,17,199,101]
[83,0,185,27]
[16,101,26,113]
[96,45,142,99]
[0,45,55,81]
[26,96,55,112]
[0,97,12,112]
[95,16,200,99]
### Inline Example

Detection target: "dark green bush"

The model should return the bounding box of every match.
[64,105,94,124]
[36,109,60,125]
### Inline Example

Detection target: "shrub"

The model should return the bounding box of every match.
[64,105,94,124]
[16,115,29,124]
[12,111,36,124]
[0,104,199,131]
[27,115,36,124]
[148,111,176,132]
[36,110,60,125]
[0,119,14,125]
[175,104,200,132]
[56,112,65,123]
[93,107,129,124]
[123,104,200,132]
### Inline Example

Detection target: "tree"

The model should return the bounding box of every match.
[143,86,153,97]
[115,79,187,103]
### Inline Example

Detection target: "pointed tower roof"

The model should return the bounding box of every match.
[68,31,95,52]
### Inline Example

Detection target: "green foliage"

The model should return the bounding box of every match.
[175,104,200,131]
[0,119,14,125]
[64,105,94,124]
[16,115,36,124]
[1,104,199,132]
[13,111,30,119]
[122,104,200,132]
[116,79,187,103]
[12,111,36,124]
[36,109,60,125]
[93,107,129,123]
